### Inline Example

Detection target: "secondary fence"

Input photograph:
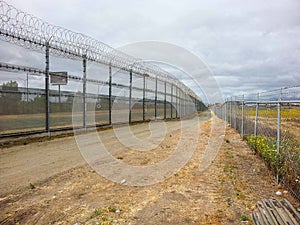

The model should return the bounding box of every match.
[0,1,206,137]
[213,86,300,202]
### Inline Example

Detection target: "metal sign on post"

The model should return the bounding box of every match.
[50,71,68,104]
[50,72,68,85]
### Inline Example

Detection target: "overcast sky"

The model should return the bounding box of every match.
[3,0,300,99]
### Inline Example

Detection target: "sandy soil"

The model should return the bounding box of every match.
[0,112,298,225]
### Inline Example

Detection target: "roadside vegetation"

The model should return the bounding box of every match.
[246,134,300,200]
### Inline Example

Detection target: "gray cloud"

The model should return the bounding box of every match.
[3,0,300,100]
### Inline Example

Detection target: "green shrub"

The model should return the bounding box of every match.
[246,135,300,190]
[246,135,281,171]
[240,214,248,221]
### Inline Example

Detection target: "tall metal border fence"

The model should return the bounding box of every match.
[213,86,300,202]
[0,1,206,137]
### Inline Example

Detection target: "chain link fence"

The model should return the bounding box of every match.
[213,86,300,202]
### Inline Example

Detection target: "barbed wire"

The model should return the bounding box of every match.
[0,0,199,100]
[225,85,300,102]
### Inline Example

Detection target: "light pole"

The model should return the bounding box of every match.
[18,73,28,102]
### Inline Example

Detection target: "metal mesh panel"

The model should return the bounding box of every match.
[213,86,300,202]
[0,0,205,136]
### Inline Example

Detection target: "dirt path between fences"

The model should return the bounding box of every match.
[0,113,298,225]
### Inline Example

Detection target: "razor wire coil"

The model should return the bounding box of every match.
[0,0,199,100]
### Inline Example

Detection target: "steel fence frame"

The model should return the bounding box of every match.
[213,86,300,202]
[0,1,206,137]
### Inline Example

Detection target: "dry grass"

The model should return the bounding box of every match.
[1,116,298,224]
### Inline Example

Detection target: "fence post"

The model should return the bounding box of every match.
[143,74,146,121]
[224,99,227,123]
[186,95,189,116]
[164,81,167,119]
[225,99,228,121]
[129,70,132,124]
[82,54,87,129]
[45,42,50,133]
[179,89,182,118]
[221,100,224,121]
[171,83,173,119]
[229,97,232,126]
[175,86,178,118]
[178,89,180,118]
[184,93,186,117]
[182,91,184,117]
[276,88,282,183]
[58,85,61,104]
[241,94,244,139]
[234,96,237,129]
[187,94,188,115]
[187,95,190,115]
[227,98,230,123]
[180,90,184,117]
[254,93,259,136]
[155,77,157,120]
[108,65,112,125]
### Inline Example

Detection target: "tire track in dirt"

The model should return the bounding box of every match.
[0,112,298,224]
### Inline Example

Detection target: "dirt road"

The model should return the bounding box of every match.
[0,112,297,224]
